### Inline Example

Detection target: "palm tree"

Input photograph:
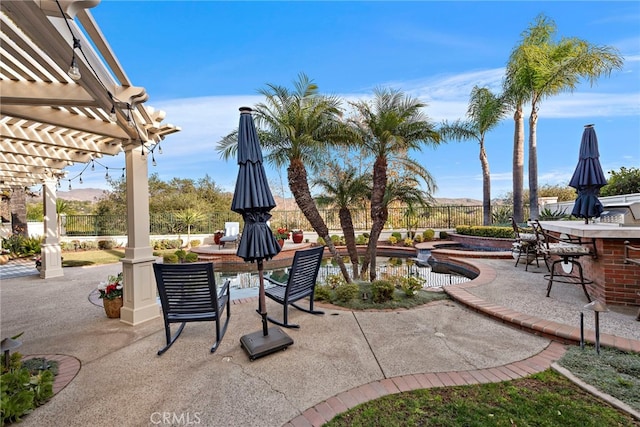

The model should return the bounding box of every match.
[313,164,371,280]
[174,208,205,248]
[504,14,624,219]
[217,73,357,282]
[502,82,528,223]
[440,86,509,225]
[350,88,440,281]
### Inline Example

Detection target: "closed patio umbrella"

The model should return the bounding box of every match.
[569,124,607,224]
[233,107,293,360]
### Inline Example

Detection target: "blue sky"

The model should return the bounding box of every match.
[64,1,640,201]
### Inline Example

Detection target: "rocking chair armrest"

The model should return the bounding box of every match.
[265,277,286,287]
[218,278,231,297]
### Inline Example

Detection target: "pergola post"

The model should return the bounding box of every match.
[40,178,63,278]
[120,144,160,325]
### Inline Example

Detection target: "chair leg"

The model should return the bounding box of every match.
[211,298,231,353]
[546,261,557,298]
[575,262,592,302]
[158,322,186,356]
[266,306,300,329]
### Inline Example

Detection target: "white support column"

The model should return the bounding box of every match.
[40,179,63,278]
[120,144,160,325]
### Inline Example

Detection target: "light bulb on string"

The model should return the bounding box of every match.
[79,175,83,184]
[121,169,125,179]
[109,105,117,122]
[91,161,95,171]
[68,181,72,191]
[152,153,157,167]
[158,145,163,154]
[67,37,81,81]
[105,168,109,180]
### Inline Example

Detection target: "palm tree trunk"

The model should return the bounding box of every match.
[479,141,491,225]
[339,207,359,280]
[361,156,388,281]
[287,159,351,282]
[512,104,525,222]
[528,104,539,220]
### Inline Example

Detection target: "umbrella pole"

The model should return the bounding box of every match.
[258,260,268,336]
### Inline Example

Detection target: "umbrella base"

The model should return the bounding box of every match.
[240,327,294,361]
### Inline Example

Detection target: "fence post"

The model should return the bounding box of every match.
[448,206,451,229]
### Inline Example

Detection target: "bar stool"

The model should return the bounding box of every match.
[510,217,540,271]
[532,220,593,302]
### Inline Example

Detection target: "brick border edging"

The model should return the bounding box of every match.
[22,354,81,394]
[284,342,566,427]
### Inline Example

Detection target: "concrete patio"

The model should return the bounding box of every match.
[1,256,638,426]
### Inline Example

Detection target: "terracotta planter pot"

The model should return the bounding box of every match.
[103,297,123,318]
[292,232,304,244]
[214,233,223,245]
[278,239,285,248]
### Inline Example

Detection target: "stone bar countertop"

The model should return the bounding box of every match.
[539,221,640,239]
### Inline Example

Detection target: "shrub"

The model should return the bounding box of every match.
[391,231,402,240]
[163,254,179,264]
[413,234,424,243]
[403,237,414,247]
[439,231,449,239]
[174,249,187,262]
[317,237,325,245]
[184,252,198,262]
[388,235,398,245]
[335,283,360,302]
[1,352,55,425]
[355,234,368,245]
[539,207,569,220]
[330,235,345,245]
[325,274,346,289]
[423,229,435,241]
[97,239,115,250]
[371,280,395,303]
[190,239,201,247]
[398,276,425,297]
[455,225,513,239]
[314,284,332,301]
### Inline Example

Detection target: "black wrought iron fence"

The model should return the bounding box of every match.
[62,205,527,236]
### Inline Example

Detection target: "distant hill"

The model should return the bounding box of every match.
[27,188,108,203]
[434,198,482,206]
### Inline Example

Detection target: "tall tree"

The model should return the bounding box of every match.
[217,73,358,282]
[350,88,440,281]
[314,164,371,279]
[440,86,509,225]
[504,14,623,219]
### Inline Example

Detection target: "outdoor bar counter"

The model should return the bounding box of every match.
[540,221,640,308]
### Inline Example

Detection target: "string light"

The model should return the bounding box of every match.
[105,168,109,179]
[152,153,157,167]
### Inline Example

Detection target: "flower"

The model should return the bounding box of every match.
[291,229,303,234]
[214,230,224,235]
[98,272,123,300]
[273,227,290,240]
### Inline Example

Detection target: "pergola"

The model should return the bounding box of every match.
[0,0,181,325]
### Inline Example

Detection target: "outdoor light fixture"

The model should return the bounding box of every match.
[152,153,157,166]
[105,168,109,179]
[67,37,81,81]
[126,107,135,128]
[584,300,609,354]
[109,105,117,122]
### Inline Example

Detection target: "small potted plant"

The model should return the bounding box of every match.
[291,229,304,244]
[98,272,124,318]
[273,227,290,247]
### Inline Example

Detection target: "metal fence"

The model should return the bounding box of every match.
[62,205,521,236]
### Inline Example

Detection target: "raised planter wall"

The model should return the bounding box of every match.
[448,233,515,250]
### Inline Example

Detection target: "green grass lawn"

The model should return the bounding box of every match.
[326,369,639,426]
